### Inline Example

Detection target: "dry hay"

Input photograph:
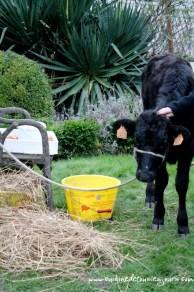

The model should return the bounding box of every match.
[0,168,45,207]
[0,207,127,279]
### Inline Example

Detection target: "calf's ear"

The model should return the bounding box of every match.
[112,119,136,139]
[168,124,191,146]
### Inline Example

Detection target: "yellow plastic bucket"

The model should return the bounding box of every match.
[61,175,121,222]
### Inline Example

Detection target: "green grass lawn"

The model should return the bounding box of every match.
[2,154,194,291]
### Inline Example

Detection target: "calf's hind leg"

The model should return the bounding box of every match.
[176,158,192,237]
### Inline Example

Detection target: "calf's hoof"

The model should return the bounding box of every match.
[145,201,155,208]
[178,226,190,238]
[179,234,188,239]
[145,196,155,209]
[152,218,164,230]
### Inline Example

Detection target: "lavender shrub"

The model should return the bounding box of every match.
[85,96,143,154]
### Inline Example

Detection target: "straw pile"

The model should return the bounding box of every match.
[0,168,45,207]
[0,207,126,278]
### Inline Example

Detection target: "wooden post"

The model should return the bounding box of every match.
[164,0,174,53]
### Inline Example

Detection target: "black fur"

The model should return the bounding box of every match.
[114,54,194,235]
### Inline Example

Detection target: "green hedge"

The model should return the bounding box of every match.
[51,120,100,159]
[114,136,134,154]
[0,50,54,118]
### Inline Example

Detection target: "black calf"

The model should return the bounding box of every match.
[114,54,194,236]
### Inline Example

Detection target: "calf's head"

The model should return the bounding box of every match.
[114,111,190,183]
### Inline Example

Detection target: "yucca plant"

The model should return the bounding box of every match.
[0,27,6,47]
[0,0,58,52]
[0,0,99,54]
[36,2,154,113]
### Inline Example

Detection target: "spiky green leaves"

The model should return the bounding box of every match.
[38,2,154,112]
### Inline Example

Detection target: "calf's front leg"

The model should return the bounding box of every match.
[152,163,168,230]
[176,158,192,237]
[145,182,155,208]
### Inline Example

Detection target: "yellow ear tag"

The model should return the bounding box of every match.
[173,134,184,146]
[117,126,127,139]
